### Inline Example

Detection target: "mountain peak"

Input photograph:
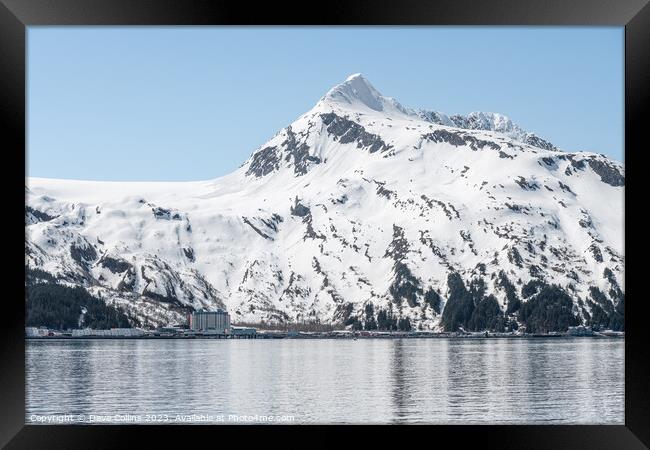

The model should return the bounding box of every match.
[344,72,365,82]
[316,75,557,151]
[321,73,389,112]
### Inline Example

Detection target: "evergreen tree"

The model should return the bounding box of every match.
[498,271,521,314]
[521,279,546,298]
[364,302,377,330]
[424,288,442,314]
[397,317,412,331]
[440,272,475,331]
[377,309,390,330]
[389,262,423,307]
[386,304,398,330]
[609,296,624,331]
[587,301,609,331]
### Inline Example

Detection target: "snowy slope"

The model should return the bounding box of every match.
[26,74,624,329]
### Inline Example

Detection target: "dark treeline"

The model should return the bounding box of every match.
[585,286,624,331]
[344,270,624,334]
[518,284,578,333]
[440,271,624,333]
[26,283,132,330]
[440,272,583,333]
[27,271,624,334]
[345,302,413,331]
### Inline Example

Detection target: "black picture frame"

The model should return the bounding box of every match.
[2,0,647,448]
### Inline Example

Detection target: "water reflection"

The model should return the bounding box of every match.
[26,338,623,424]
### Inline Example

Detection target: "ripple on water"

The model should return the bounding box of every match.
[26,338,624,424]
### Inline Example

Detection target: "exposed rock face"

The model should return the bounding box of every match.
[282,126,321,175]
[246,146,280,178]
[524,134,557,152]
[587,158,625,187]
[26,206,57,224]
[320,112,393,153]
[290,197,310,217]
[99,255,131,273]
[423,130,501,152]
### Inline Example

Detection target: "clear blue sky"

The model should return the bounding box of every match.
[27,27,624,181]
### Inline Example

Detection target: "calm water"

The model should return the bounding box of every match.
[26,338,624,424]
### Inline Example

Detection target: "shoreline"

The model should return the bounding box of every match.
[25,332,624,340]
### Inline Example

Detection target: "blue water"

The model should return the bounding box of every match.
[26,338,624,424]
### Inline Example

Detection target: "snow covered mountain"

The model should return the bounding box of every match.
[26,74,624,330]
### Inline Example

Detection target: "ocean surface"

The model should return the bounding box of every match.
[26,338,624,424]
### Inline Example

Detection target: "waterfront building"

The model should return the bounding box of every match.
[156,327,180,336]
[230,326,257,337]
[189,309,230,333]
[71,328,145,337]
[25,327,40,337]
[71,329,92,337]
[109,328,145,337]
[567,325,595,336]
[25,327,52,337]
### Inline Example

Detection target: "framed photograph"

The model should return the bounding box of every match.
[2,0,648,447]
